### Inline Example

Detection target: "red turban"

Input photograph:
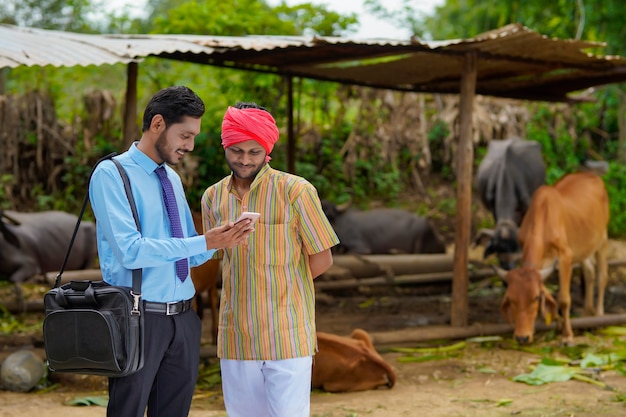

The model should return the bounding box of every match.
[221,106,279,163]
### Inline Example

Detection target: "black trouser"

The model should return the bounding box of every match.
[107,308,202,417]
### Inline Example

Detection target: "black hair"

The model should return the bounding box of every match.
[234,101,269,112]
[142,86,205,132]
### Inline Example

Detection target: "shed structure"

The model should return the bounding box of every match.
[2,22,626,327]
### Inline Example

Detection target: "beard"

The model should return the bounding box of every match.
[226,158,265,180]
[155,129,182,165]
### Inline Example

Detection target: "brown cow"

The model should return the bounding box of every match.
[312,328,396,392]
[496,172,609,345]
[190,212,221,344]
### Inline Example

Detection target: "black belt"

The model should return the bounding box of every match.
[144,298,193,315]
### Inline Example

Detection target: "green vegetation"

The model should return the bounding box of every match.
[2,0,626,235]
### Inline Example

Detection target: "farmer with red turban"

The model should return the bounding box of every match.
[201,102,339,417]
[221,104,279,163]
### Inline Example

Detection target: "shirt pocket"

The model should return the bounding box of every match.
[249,222,300,266]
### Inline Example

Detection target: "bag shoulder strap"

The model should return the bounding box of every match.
[111,158,141,234]
[109,158,142,303]
[54,153,143,301]
[54,152,116,287]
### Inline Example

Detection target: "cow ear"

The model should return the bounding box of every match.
[540,289,558,325]
[350,328,372,346]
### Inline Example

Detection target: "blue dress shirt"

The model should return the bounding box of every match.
[89,143,213,302]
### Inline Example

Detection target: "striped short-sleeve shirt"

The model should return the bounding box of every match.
[201,164,339,360]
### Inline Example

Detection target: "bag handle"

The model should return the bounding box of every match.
[53,153,143,314]
[54,280,98,308]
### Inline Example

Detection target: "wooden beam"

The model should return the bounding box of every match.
[451,51,477,327]
[123,62,138,149]
[368,313,626,348]
[315,268,494,291]
[37,257,626,290]
[330,253,454,278]
[44,269,103,286]
[198,313,626,357]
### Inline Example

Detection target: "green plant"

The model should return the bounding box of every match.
[603,162,626,238]
[428,120,453,181]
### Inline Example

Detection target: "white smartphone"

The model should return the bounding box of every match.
[234,211,260,225]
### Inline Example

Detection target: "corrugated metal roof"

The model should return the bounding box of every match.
[2,23,626,102]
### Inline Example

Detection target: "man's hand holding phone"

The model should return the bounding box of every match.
[235,211,260,226]
[204,212,260,249]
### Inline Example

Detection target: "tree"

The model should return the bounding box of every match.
[0,0,97,32]
[149,0,357,36]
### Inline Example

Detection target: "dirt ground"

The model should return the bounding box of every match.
[3,241,626,416]
[3,340,626,417]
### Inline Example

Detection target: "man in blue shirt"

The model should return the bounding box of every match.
[89,86,253,417]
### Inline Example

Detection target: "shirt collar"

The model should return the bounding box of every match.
[128,141,160,175]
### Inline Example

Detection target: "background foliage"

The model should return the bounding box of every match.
[2,0,626,237]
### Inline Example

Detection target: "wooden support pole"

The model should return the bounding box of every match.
[451,51,477,327]
[123,62,138,149]
[286,75,295,174]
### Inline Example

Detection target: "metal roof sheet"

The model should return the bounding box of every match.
[2,23,626,102]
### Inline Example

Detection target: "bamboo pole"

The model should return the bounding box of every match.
[6,259,625,315]
[44,269,103,286]
[318,258,626,291]
[315,268,494,291]
[368,313,626,348]
[330,253,453,278]
[36,258,626,291]
[198,314,626,358]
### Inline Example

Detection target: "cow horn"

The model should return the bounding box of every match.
[491,265,509,283]
[540,260,557,281]
[1,211,22,225]
[0,216,21,247]
[473,228,494,248]
[2,212,22,226]
[335,198,352,213]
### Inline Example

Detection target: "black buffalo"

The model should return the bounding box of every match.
[475,138,546,269]
[0,210,97,282]
[321,201,446,255]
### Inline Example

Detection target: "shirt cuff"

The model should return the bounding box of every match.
[188,234,215,257]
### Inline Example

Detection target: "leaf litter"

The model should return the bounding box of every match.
[389,326,626,405]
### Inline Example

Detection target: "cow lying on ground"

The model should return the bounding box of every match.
[312,328,396,392]
[494,172,609,345]
[475,138,546,269]
[190,212,221,344]
[321,200,446,255]
[0,210,96,282]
